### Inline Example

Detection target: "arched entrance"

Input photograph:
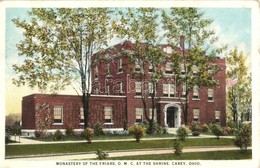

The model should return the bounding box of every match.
[164,103,181,128]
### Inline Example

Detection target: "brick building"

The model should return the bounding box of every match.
[21,41,226,136]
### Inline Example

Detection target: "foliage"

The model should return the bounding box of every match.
[82,128,94,144]
[35,103,52,135]
[93,123,104,136]
[10,121,21,136]
[143,120,167,135]
[53,130,64,141]
[210,124,223,140]
[96,149,109,160]
[192,131,200,136]
[226,48,251,123]
[173,139,183,156]
[12,8,113,128]
[201,124,210,133]
[129,125,146,143]
[234,123,252,152]
[65,125,75,136]
[5,134,11,144]
[162,8,227,125]
[176,125,190,141]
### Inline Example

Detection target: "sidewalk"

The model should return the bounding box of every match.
[8,134,235,145]
[6,146,247,161]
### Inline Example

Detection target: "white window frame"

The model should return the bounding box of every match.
[163,83,175,97]
[135,58,141,73]
[53,106,63,125]
[165,62,173,75]
[149,108,157,121]
[208,88,214,102]
[106,63,110,76]
[215,110,221,122]
[80,107,84,124]
[135,108,143,123]
[193,85,199,99]
[118,58,123,73]
[193,109,200,122]
[106,85,110,95]
[135,82,142,95]
[104,106,113,124]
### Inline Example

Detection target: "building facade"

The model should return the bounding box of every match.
[21,41,226,136]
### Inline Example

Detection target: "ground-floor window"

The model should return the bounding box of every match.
[149,108,157,121]
[215,110,221,122]
[80,107,84,124]
[104,106,113,123]
[53,106,63,124]
[193,108,200,122]
[135,108,143,123]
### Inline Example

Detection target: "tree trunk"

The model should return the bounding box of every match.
[83,92,90,129]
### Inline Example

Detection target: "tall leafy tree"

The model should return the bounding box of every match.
[162,8,227,125]
[12,8,112,128]
[226,48,251,123]
[113,8,165,134]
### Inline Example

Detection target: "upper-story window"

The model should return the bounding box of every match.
[135,58,141,73]
[149,82,155,96]
[94,65,98,80]
[193,85,199,99]
[104,106,113,123]
[165,62,173,75]
[192,65,198,76]
[135,82,142,95]
[106,85,110,95]
[163,84,175,97]
[181,63,186,76]
[208,88,214,101]
[119,81,123,95]
[149,64,154,73]
[53,106,63,124]
[193,109,200,122]
[106,63,110,76]
[80,107,84,124]
[181,83,186,98]
[118,58,123,73]
[163,46,172,54]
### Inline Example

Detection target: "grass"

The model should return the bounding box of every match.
[6,138,234,156]
[108,150,252,160]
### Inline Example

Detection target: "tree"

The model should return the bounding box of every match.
[113,8,165,134]
[234,123,251,152]
[226,48,251,123]
[12,8,112,128]
[162,8,226,125]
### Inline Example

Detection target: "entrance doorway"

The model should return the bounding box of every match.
[167,107,178,128]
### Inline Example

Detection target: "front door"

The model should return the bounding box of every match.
[167,107,177,128]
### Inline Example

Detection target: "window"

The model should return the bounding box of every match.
[215,111,221,123]
[104,106,112,123]
[135,58,141,73]
[149,108,157,121]
[118,58,123,73]
[163,84,175,97]
[94,65,98,80]
[135,82,142,95]
[106,85,110,95]
[119,82,123,94]
[106,63,110,76]
[149,64,154,73]
[181,63,186,76]
[149,82,155,96]
[165,62,173,75]
[136,108,143,123]
[54,106,63,124]
[163,46,172,54]
[80,107,84,124]
[208,89,214,101]
[193,85,199,99]
[182,83,186,98]
[193,109,200,122]
[192,65,198,76]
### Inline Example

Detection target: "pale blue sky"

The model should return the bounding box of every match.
[5,7,251,114]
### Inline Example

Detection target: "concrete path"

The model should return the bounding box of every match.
[6,146,248,161]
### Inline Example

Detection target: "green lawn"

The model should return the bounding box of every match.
[6,138,234,156]
[108,150,252,160]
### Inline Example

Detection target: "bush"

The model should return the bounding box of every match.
[234,123,252,152]
[82,128,94,144]
[5,134,11,144]
[176,125,190,141]
[201,124,210,133]
[210,124,223,140]
[65,125,74,136]
[93,123,104,136]
[96,149,109,160]
[53,130,63,141]
[129,125,146,143]
[192,131,200,136]
[173,139,183,156]
[143,120,167,135]
[35,130,49,138]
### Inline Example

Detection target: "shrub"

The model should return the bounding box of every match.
[65,125,74,136]
[176,125,190,141]
[210,124,223,140]
[143,120,167,135]
[129,125,146,143]
[82,128,94,144]
[53,130,63,141]
[5,134,11,144]
[234,123,252,152]
[93,123,104,136]
[192,131,200,136]
[201,124,210,133]
[173,139,183,156]
[96,149,109,160]
[35,130,49,138]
